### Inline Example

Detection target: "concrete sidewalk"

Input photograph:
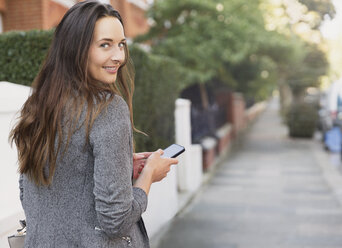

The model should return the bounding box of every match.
[156,98,342,248]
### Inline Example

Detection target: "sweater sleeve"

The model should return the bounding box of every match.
[89,96,148,239]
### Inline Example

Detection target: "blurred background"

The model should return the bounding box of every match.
[0,0,341,150]
[1,0,342,247]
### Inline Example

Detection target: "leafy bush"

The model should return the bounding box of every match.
[287,101,318,138]
[131,45,194,151]
[0,30,193,151]
[0,29,53,85]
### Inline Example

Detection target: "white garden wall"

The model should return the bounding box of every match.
[0,82,203,245]
[0,82,30,245]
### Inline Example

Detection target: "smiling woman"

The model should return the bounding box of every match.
[88,17,126,84]
[9,1,178,247]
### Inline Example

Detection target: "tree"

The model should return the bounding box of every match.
[260,0,334,117]
[298,0,335,27]
[135,0,334,107]
[136,0,282,101]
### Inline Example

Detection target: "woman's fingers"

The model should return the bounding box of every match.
[140,152,153,157]
[156,149,164,156]
[164,157,179,165]
[133,153,144,161]
[135,152,153,159]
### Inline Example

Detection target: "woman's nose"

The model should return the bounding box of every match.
[110,47,125,63]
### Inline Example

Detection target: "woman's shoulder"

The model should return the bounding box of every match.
[94,94,130,126]
[109,94,129,110]
[90,94,131,143]
[104,94,129,118]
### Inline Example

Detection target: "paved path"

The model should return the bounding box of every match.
[157,98,342,248]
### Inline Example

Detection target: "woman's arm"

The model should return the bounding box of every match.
[89,96,147,238]
[89,96,178,238]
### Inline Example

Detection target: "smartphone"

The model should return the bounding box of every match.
[161,144,185,158]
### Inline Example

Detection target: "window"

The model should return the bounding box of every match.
[0,13,3,33]
[51,0,77,8]
[127,0,151,10]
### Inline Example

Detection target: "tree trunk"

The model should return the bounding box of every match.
[199,83,209,110]
[278,81,293,121]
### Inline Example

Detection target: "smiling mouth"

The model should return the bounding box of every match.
[103,66,118,74]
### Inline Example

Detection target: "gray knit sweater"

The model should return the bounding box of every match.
[19,95,150,248]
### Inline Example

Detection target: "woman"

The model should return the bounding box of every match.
[10,1,178,247]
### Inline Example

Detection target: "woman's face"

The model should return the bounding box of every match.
[88,16,126,84]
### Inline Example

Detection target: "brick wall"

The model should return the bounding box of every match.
[111,0,149,38]
[2,0,68,32]
[126,3,149,38]
[0,0,6,12]
[2,0,148,38]
[3,0,43,31]
[43,1,68,29]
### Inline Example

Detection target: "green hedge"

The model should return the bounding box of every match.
[0,30,53,85]
[0,30,193,151]
[287,101,318,138]
[131,45,193,151]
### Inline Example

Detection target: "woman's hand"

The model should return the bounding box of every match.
[144,149,179,183]
[133,149,179,195]
[133,152,152,180]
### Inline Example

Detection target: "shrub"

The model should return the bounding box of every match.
[131,45,194,151]
[287,101,318,138]
[0,29,53,86]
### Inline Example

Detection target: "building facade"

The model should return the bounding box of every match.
[0,0,150,38]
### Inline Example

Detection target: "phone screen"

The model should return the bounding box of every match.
[161,144,185,158]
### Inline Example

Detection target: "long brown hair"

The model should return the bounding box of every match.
[10,1,136,186]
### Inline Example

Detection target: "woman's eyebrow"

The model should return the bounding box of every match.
[97,38,127,42]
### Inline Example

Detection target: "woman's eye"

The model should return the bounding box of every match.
[100,43,110,48]
[119,42,126,48]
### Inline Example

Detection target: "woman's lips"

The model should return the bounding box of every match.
[103,66,118,74]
